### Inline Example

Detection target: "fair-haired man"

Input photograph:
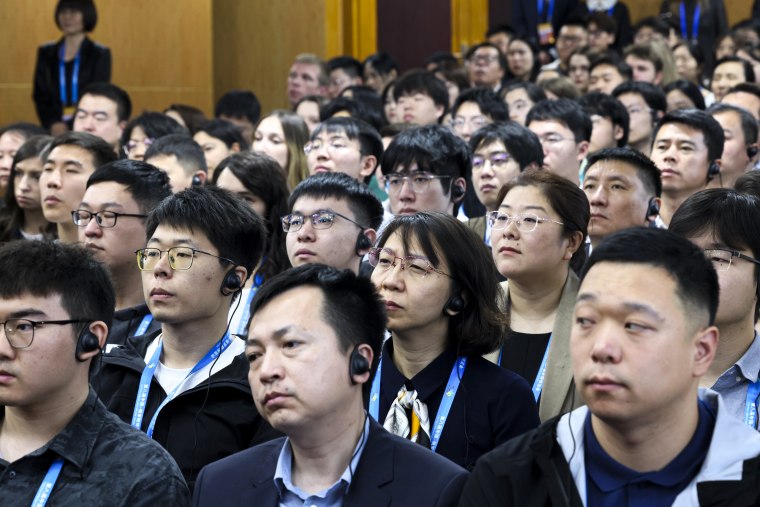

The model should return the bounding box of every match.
[287,53,328,106]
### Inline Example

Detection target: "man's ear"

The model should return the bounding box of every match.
[231,142,242,153]
[350,343,374,386]
[693,325,719,378]
[360,228,377,255]
[451,177,467,203]
[77,321,109,362]
[194,170,207,186]
[359,155,378,178]
[576,140,590,161]
[613,124,624,142]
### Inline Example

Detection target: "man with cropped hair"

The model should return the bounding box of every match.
[145,134,208,192]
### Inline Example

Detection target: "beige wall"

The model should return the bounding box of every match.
[622,0,752,24]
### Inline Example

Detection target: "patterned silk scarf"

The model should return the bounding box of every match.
[383,385,431,448]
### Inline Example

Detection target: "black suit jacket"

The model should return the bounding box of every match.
[513,0,583,48]
[193,420,468,507]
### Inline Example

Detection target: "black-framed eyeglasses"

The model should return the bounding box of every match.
[135,247,235,271]
[488,211,564,232]
[383,173,451,194]
[368,247,453,279]
[704,248,760,272]
[1,319,89,349]
[72,209,147,228]
[280,209,366,233]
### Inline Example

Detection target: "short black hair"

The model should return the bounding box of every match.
[145,186,267,278]
[581,227,719,326]
[633,16,670,39]
[288,172,384,230]
[45,131,118,169]
[55,0,97,32]
[707,103,759,148]
[624,43,664,72]
[0,122,48,141]
[589,52,633,80]
[214,90,261,126]
[451,88,509,122]
[362,52,399,76]
[585,147,662,197]
[578,92,630,147]
[653,109,725,162]
[486,24,515,38]
[469,122,543,170]
[670,189,760,320]
[501,81,547,103]
[664,79,707,110]
[392,70,449,121]
[86,159,172,215]
[526,98,593,143]
[464,42,508,71]
[195,119,249,151]
[612,80,667,116]
[144,134,207,175]
[0,240,114,331]
[713,56,756,84]
[164,104,206,135]
[310,117,383,182]
[319,97,385,132]
[120,112,188,151]
[79,82,132,122]
[328,56,363,79]
[587,11,617,34]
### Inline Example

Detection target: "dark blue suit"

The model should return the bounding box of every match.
[193,420,468,507]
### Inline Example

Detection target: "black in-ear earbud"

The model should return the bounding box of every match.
[452,184,466,200]
[220,269,243,296]
[354,232,372,256]
[349,345,370,385]
[444,294,465,314]
[646,197,660,220]
[75,325,100,362]
[192,174,203,186]
[748,145,759,159]
[707,161,720,181]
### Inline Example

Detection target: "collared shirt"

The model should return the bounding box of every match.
[711,332,760,427]
[584,400,715,507]
[274,417,370,507]
[0,389,189,506]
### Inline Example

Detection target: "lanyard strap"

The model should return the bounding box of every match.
[31,458,64,507]
[745,380,760,428]
[369,356,467,452]
[537,0,555,21]
[680,2,700,41]
[235,288,258,336]
[131,333,232,437]
[135,314,154,337]
[58,44,80,106]
[498,334,553,401]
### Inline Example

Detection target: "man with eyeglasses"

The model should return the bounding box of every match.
[526,99,591,186]
[449,88,508,145]
[671,189,760,429]
[40,131,118,244]
[542,20,588,74]
[94,186,277,491]
[380,125,470,217]
[612,81,667,157]
[326,56,364,99]
[284,172,384,276]
[75,160,170,346]
[464,43,507,92]
[305,117,383,184]
[0,240,189,505]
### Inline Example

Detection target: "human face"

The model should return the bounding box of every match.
[246,287,360,433]
[489,32,511,56]
[505,88,534,125]
[490,185,575,281]
[387,163,458,215]
[78,181,147,274]
[397,93,443,126]
[295,100,321,134]
[468,46,504,89]
[40,145,97,224]
[618,92,655,148]
[722,92,760,122]
[141,225,231,324]
[716,36,736,61]
[252,116,289,170]
[451,102,490,144]
[587,24,614,52]
[666,89,697,112]
[146,154,194,192]
[0,131,25,192]
[712,62,748,102]
[306,130,372,181]
[287,62,324,106]
[571,262,714,426]
[556,26,587,65]
[328,68,357,99]
[472,140,520,211]
[651,123,710,197]
[215,168,267,217]
[384,87,398,124]
[568,54,591,93]
[634,27,662,46]
[0,293,86,409]
[286,196,364,274]
[193,131,233,178]
[589,115,622,153]
[582,160,650,245]
[435,75,460,108]
[625,55,660,85]
[57,7,84,35]
[124,126,153,161]
[712,111,752,183]
[507,40,534,81]
[673,45,700,83]
[528,120,586,185]
[588,64,625,95]
[73,95,123,149]
[364,62,390,95]
[219,114,255,145]
[371,232,453,338]
[13,157,43,211]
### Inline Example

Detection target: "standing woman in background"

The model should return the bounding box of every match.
[33,0,111,136]
[660,0,728,72]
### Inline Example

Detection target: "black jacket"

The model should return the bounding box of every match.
[33,36,111,128]
[94,331,279,492]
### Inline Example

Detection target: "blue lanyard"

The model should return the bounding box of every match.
[498,334,553,401]
[537,0,555,22]
[31,458,64,507]
[235,288,258,336]
[369,356,467,452]
[58,44,80,106]
[744,380,760,429]
[608,6,615,16]
[131,333,232,438]
[680,2,700,41]
[135,314,154,337]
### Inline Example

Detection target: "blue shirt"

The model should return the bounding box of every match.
[711,332,760,428]
[584,400,715,507]
[274,417,369,507]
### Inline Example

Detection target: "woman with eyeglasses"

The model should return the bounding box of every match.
[252,110,310,190]
[120,112,187,161]
[489,169,589,422]
[368,211,539,470]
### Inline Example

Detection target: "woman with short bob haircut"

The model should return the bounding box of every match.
[488,169,589,422]
[369,211,539,470]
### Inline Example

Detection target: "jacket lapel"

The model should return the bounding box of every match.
[344,421,393,507]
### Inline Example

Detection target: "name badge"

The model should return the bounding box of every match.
[538,22,554,45]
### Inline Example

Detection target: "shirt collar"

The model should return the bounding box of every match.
[380,339,457,401]
[735,332,760,383]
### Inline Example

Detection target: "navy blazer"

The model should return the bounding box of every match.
[193,419,468,507]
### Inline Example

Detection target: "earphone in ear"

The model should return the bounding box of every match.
[451,184,466,200]
[349,345,371,385]
[707,161,720,181]
[354,232,372,256]
[748,145,759,159]
[444,294,466,314]
[75,325,100,362]
[220,269,243,296]
[646,197,660,220]
[192,174,203,187]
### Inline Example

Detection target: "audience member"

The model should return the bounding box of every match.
[327,56,363,98]
[664,79,707,111]
[287,53,328,107]
[588,53,631,95]
[73,82,131,152]
[392,70,448,126]
[192,119,247,179]
[502,82,547,126]
[578,92,630,153]
[712,56,756,102]
[624,43,665,86]
[0,123,48,203]
[722,83,760,121]
[214,90,261,144]
[120,112,187,161]
[144,134,208,191]
[293,95,328,133]
[164,103,206,135]
[362,52,399,95]
[253,110,310,190]
[449,88,508,144]
[487,24,514,55]
[612,81,667,157]
[707,103,759,188]
[305,117,382,184]
[505,37,540,83]
[464,42,507,92]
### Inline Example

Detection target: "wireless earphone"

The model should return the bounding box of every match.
[354,232,372,256]
[192,174,203,187]
[748,145,759,159]
[220,269,243,296]
[444,294,466,314]
[349,345,370,385]
[707,161,721,181]
[646,197,660,220]
[451,184,466,200]
[75,325,100,362]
